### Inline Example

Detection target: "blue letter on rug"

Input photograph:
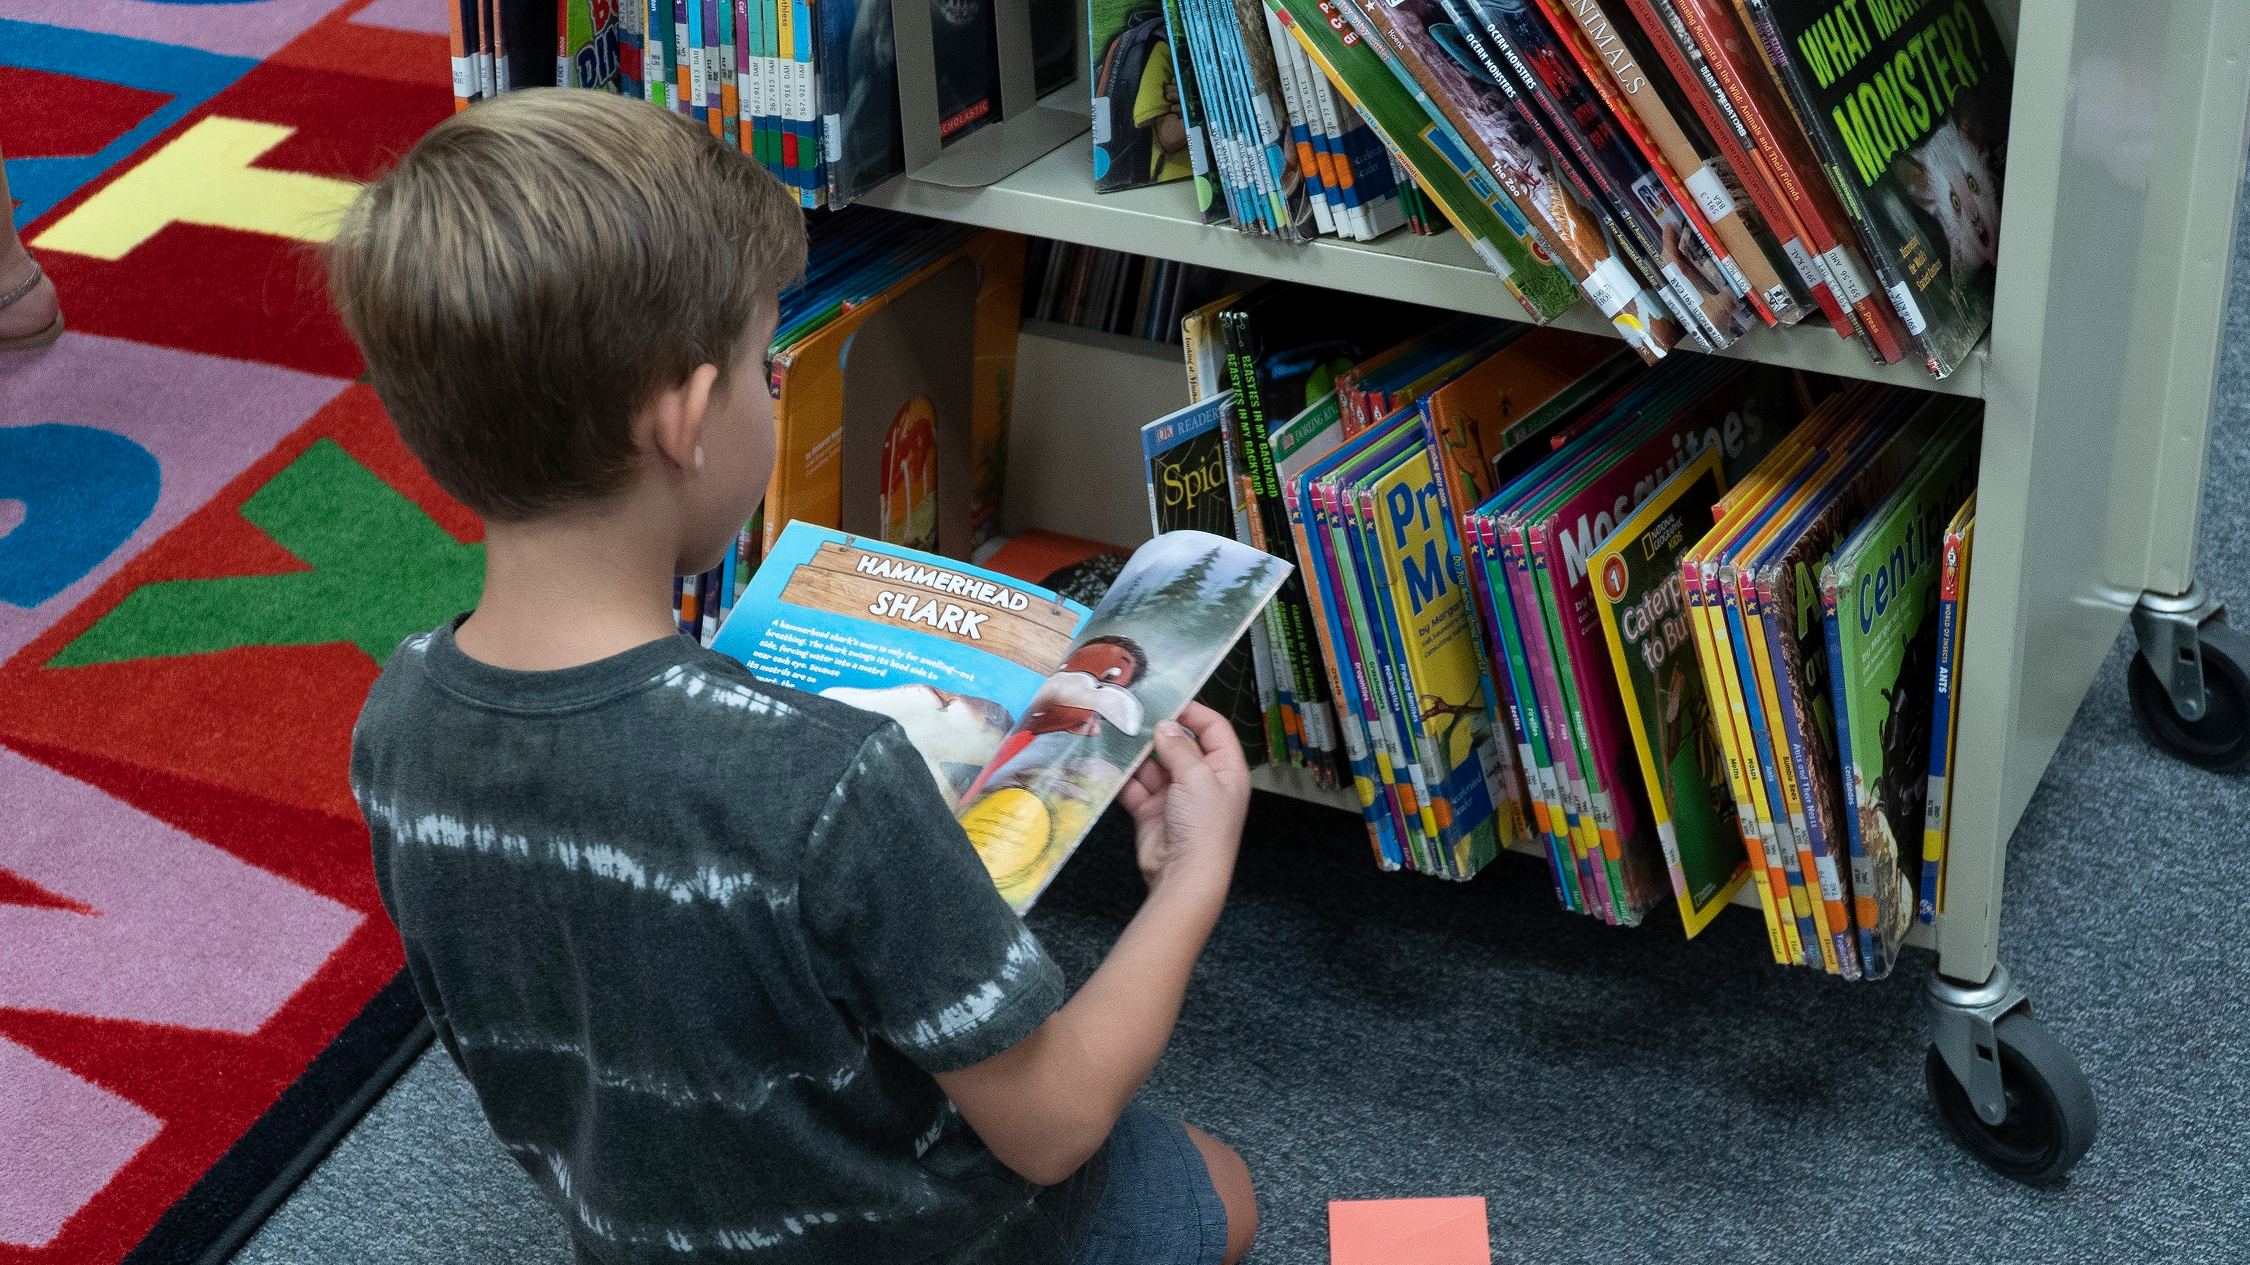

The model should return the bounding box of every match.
[0,424,161,609]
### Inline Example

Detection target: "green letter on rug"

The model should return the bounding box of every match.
[50,440,484,668]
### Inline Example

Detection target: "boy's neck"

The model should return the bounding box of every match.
[455,499,688,672]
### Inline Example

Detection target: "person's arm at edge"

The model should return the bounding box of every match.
[933,702,1249,1186]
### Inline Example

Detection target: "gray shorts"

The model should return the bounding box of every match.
[1068,1103,1231,1265]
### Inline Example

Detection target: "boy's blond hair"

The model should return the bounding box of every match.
[330,89,806,520]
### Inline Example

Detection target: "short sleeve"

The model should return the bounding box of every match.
[797,722,1067,1074]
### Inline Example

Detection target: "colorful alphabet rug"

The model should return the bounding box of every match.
[1,3,467,1262]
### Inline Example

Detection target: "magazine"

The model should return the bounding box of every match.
[714,523,1290,910]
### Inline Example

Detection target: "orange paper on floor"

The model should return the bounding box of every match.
[1328,1196,1491,1264]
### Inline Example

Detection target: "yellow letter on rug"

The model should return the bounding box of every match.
[33,117,360,262]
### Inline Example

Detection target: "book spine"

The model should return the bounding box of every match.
[1227,311,1345,781]
[1664,0,1904,362]
[1506,524,1611,918]
[1466,1,1732,351]
[1618,0,1852,336]
[1821,561,1877,972]
[1288,476,1403,868]
[450,0,478,108]
[1921,521,1967,923]
[1727,567,1834,970]
[1733,0,1938,373]
[1475,514,1578,908]
[1758,566,1860,978]
[1315,479,1416,863]
[1529,0,1781,325]
[1685,550,1791,961]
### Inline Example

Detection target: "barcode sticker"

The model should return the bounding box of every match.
[1580,255,1637,316]
[1468,236,1515,280]
[1779,236,1823,290]
[1822,245,1872,305]
[1885,280,1929,335]
[1685,165,1736,221]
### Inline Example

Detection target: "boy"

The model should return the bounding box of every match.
[333,90,1258,1265]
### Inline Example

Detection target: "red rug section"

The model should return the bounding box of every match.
[0,739,406,1265]
[0,70,172,160]
[28,58,451,379]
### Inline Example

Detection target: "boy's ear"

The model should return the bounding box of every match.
[640,363,723,474]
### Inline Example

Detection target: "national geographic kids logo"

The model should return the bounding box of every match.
[1601,555,1628,604]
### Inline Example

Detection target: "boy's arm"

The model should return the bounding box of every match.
[935,705,1248,1187]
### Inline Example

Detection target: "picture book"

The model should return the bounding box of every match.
[767,229,1025,559]
[1092,0,1197,191]
[1735,0,2012,378]
[1610,0,1853,339]
[1261,0,1584,319]
[716,523,1288,910]
[956,529,1292,909]
[1921,493,1973,922]
[818,0,1002,205]
[1419,330,1626,524]
[1590,447,1748,935]
[1344,0,1689,358]
[1143,393,1275,765]
[1462,0,1758,350]
[1822,418,1979,978]
[1526,0,1807,327]
[1367,439,1523,874]
[1662,0,1910,363]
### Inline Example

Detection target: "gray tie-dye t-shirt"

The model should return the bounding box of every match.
[354,619,1104,1264]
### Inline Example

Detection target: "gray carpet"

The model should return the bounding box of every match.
[234,198,2250,1265]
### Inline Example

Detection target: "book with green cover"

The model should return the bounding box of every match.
[1822,419,1980,978]
[1591,447,1747,936]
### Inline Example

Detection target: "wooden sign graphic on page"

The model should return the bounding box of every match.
[1328,1196,1491,1264]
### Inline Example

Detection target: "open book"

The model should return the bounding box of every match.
[712,522,1291,911]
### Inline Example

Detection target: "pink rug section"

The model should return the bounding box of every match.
[0,1038,162,1250]
[0,332,349,666]
[349,0,451,36]
[0,0,357,58]
[0,739,364,1036]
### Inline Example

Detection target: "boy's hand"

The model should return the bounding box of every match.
[1118,701,1249,899]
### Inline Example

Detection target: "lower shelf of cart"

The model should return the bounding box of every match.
[1248,764,1939,953]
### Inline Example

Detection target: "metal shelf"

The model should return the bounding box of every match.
[862,132,1986,398]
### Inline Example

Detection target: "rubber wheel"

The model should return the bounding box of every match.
[1926,1011,2097,1185]
[2129,619,2250,773]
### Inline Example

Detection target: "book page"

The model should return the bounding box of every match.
[957,530,1290,911]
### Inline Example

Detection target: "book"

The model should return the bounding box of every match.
[1527,0,1806,327]
[1143,393,1275,765]
[1658,0,1908,363]
[714,523,1288,910]
[767,224,1023,559]
[1093,1,1198,191]
[1590,446,1749,935]
[1733,0,2011,378]
[1921,492,1974,922]
[1822,416,1979,978]
[1455,0,1756,350]
[1261,0,1584,317]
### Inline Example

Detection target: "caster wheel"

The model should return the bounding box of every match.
[1926,1011,2097,1185]
[2129,619,2250,773]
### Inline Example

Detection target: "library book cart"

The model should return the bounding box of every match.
[861,0,2250,1185]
